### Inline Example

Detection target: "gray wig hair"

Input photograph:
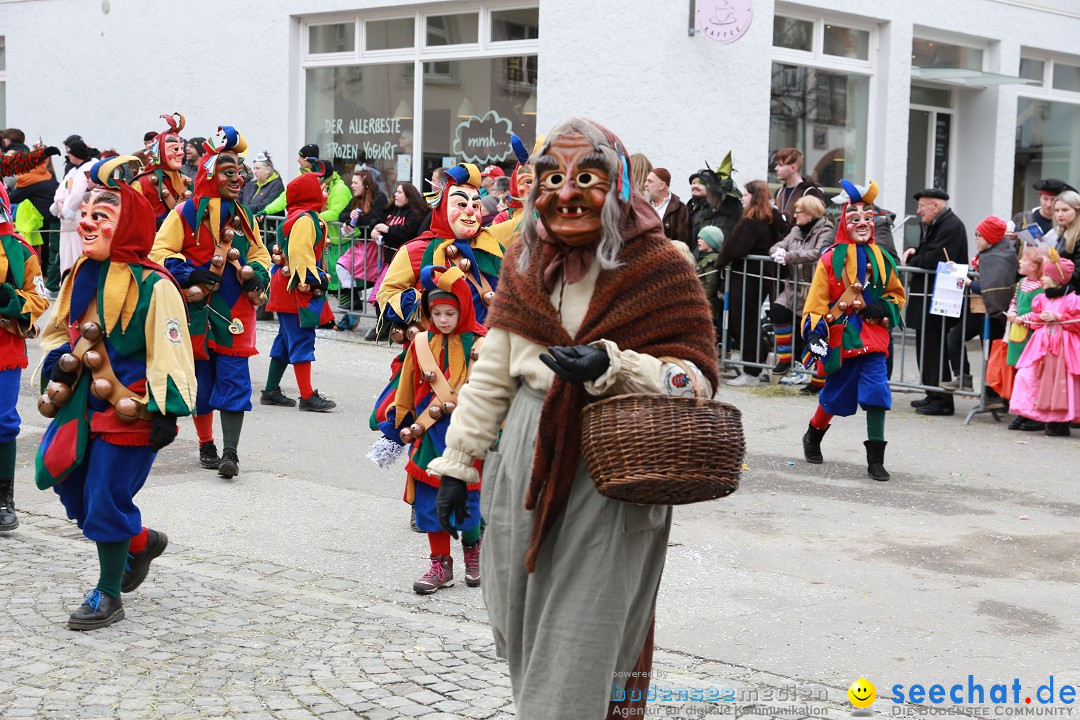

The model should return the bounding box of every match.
[518,117,626,273]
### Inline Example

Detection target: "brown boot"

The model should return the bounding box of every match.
[413,554,453,595]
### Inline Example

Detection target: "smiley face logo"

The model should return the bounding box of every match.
[848,678,876,708]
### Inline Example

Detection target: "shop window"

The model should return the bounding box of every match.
[911,39,982,70]
[1014,97,1080,213]
[309,23,355,54]
[773,16,812,52]
[823,24,869,61]
[1019,57,1045,86]
[769,62,869,192]
[0,37,5,128]
[421,57,537,181]
[910,85,951,109]
[426,13,479,47]
[1052,62,1080,93]
[366,18,414,52]
[305,63,414,190]
[491,8,539,42]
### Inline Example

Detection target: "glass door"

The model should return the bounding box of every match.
[905,86,954,248]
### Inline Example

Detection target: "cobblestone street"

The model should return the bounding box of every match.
[2,324,1076,719]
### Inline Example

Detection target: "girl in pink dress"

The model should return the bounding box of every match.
[1010,250,1080,436]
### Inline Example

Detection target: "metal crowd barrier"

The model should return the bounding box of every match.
[717,254,1002,425]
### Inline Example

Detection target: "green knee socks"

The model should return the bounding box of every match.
[866,407,886,442]
[220,411,244,452]
[265,358,288,392]
[461,525,482,546]
[96,539,130,599]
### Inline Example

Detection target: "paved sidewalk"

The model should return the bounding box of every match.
[1,513,860,720]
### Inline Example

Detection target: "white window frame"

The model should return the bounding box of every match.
[770,7,878,187]
[298,1,539,187]
[1017,49,1080,106]
[910,26,988,72]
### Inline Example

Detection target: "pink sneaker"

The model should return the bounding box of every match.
[413,554,454,595]
[463,540,481,587]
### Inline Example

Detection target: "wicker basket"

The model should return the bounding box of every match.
[580,360,744,505]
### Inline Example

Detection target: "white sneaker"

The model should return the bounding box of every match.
[726,373,760,387]
[780,371,809,386]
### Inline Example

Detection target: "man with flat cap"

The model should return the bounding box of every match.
[1011,178,1075,240]
[902,188,969,416]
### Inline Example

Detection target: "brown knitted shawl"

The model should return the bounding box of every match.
[486,192,720,572]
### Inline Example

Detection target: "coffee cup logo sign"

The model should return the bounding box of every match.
[696,0,753,44]
[454,110,514,165]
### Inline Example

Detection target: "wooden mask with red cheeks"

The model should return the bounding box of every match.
[845,204,875,244]
[79,192,121,261]
[445,184,483,240]
[534,133,611,247]
[215,154,245,200]
[163,135,185,171]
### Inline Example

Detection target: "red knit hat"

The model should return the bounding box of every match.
[976,216,1006,245]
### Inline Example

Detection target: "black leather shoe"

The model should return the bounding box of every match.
[1020,419,1045,432]
[68,589,124,631]
[261,387,297,407]
[299,390,336,412]
[121,529,168,593]
[1045,423,1072,437]
[199,441,221,469]
[916,403,954,416]
[1007,415,1025,431]
[218,448,239,479]
[910,397,931,409]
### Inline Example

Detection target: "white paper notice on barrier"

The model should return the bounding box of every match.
[930,261,969,318]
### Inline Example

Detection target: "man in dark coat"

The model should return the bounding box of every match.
[687,153,742,259]
[902,188,970,416]
[643,168,690,247]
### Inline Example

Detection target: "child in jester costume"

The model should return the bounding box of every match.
[0,184,51,532]
[800,179,906,481]
[377,163,511,331]
[36,156,197,631]
[490,134,539,226]
[261,157,336,412]
[150,127,271,478]
[372,265,485,593]
[132,113,193,229]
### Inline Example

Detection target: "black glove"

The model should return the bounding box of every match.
[435,476,470,539]
[44,146,61,158]
[148,413,179,451]
[187,269,223,289]
[242,276,264,294]
[315,272,331,293]
[50,361,78,388]
[860,301,888,320]
[806,332,829,359]
[538,345,611,384]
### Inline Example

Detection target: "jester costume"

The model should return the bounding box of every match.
[0,184,51,532]
[262,158,336,412]
[36,156,197,630]
[490,134,538,226]
[377,163,511,329]
[801,180,906,481]
[371,265,484,593]
[149,127,271,478]
[132,113,192,228]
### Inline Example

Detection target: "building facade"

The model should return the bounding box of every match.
[2,0,1080,246]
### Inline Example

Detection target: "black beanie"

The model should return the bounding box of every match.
[299,143,320,158]
[67,139,92,161]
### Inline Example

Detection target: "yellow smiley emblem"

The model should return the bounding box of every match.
[848,678,876,708]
